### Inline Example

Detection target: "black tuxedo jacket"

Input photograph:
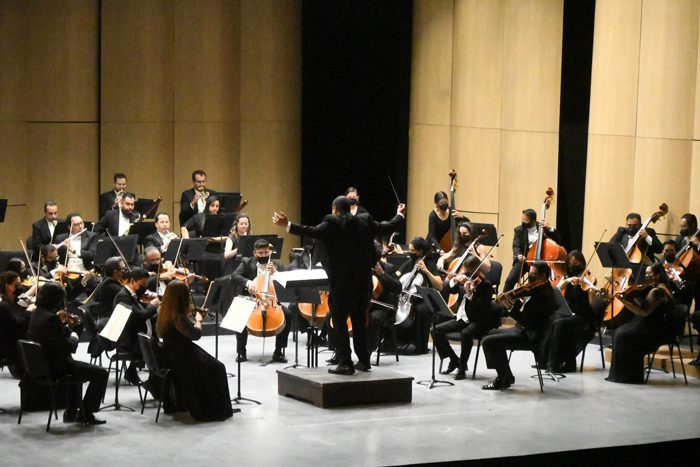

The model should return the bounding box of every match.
[443,278,498,328]
[113,287,158,354]
[99,191,119,219]
[31,218,55,258]
[55,231,98,270]
[96,278,125,320]
[289,213,404,302]
[28,306,78,377]
[511,224,562,265]
[144,232,165,250]
[94,210,137,236]
[232,256,286,291]
[179,188,218,226]
[610,226,662,262]
[509,284,557,343]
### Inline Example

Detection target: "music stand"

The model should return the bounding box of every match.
[130,222,156,246]
[415,286,455,389]
[595,242,637,334]
[134,198,160,220]
[273,269,329,368]
[202,214,235,237]
[220,295,260,405]
[94,235,139,267]
[53,221,69,239]
[468,223,499,246]
[217,192,243,214]
[237,235,283,259]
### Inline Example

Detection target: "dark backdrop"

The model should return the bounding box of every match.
[301,0,413,231]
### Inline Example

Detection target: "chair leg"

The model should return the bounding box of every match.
[17,384,24,425]
[534,356,544,393]
[375,326,382,366]
[46,387,56,432]
[598,326,606,369]
[471,340,481,380]
[392,325,399,362]
[668,344,677,379]
[676,342,688,385]
[141,389,149,415]
[508,350,513,363]
[579,345,586,373]
[687,311,694,353]
[645,352,656,383]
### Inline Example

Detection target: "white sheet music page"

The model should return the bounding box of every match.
[220,296,257,333]
[99,303,132,342]
[273,268,328,288]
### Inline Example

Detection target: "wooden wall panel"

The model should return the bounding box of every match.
[588,0,642,137]
[0,1,24,122]
[696,18,700,141]
[0,123,29,250]
[406,125,452,241]
[636,0,699,140]
[23,0,99,122]
[101,0,173,122]
[174,0,240,122]
[410,0,453,126]
[632,138,692,234]
[692,142,700,215]
[100,123,174,219]
[501,0,563,132]
[451,0,503,129]
[449,127,500,215]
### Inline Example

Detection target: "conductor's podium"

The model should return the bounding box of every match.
[277,367,413,408]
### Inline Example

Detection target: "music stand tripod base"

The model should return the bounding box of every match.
[232,353,261,405]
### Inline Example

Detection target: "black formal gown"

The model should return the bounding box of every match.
[162,316,233,421]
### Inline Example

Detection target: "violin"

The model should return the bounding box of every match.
[246,255,286,337]
[56,309,82,330]
[495,277,549,311]
[525,187,567,286]
[173,267,208,282]
[614,278,660,302]
[140,290,162,305]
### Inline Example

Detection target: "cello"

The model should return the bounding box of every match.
[526,187,567,286]
[394,255,426,327]
[672,227,700,282]
[602,203,668,326]
[246,254,286,337]
[438,170,458,253]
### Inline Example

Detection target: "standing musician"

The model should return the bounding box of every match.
[610,212,663,268]
[345,186,368,216]
[367,258,402,356]
[482,261,558,390]
[427,191,465,253]
[231,238,291,363]
[144,212,179,252]
[503,208,561,292]
[606,263,675,384]
[99,172,128,219]
[548,251,604,373]
[273,196,405,374]
[395,237,444,355]
[432,256,500,380]
[179,169,218,227]
[31,200,60,259]
[28,282,108,425]
[0,271,31,378]
[94,191,139,236]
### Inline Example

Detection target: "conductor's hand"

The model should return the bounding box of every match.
[272,211,288,227]
[396,203,406,216]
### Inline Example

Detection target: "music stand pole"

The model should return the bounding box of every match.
[417,312,454,389]
[232,353,261,405]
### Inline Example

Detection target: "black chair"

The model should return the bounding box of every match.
[375,317,399,366]
[578,324,606,372]
[485,260,503,297]
[16,339,83,432]
[645,305,688,385]
[102,349,142,411]
[137,333,172,422]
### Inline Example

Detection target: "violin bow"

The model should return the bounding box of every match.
[106,230,133,273]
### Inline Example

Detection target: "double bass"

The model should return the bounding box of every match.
[438,170,458,253]
[672,227,700,282]
[246,254,286,337]
[526,187,567,286]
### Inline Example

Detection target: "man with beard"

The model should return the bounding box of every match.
[95,192,139,237]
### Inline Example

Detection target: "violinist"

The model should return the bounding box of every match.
[28,282,108,425]
[113,268,160,386]
[142,246,177,295]
[367,258,402,356]
[610,212,663,267]
[86,256,126,359]
[144,212,179,252]
[94,191,139,236]
[36,244,61,279]
[432,256,499,380]
[231,238,291,363]
[0,271,31,378]
[503,208,561,292]
[427,191,465,253]
[606,263,675,384]
[549,251,604,373]
[31,200,59,259]
[482,261,557,390]
[345,186,368,216]
[99,172,127,218]
[179,169,218,226]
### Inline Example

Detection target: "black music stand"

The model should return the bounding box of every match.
[467,223,499,246]
[416,286,455,389]
[130,222,156,246]
[220,295,260,406]
[273,272,328,368]
[217,192,243,214]
[595,242,637,334]
[237,235,283,259]
[94,235,139,267]
[0,199,7,222]
[53,221,69,239]
[202,214,236,238]
[134,198,160,220]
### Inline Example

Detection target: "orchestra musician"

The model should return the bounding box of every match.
[179,169,218,227]
[98,172,128,219]
[609,212,663,266]
[366,258,402,356]
[345,186,368,216]
[427,191,464,253]
[606,263,675,384]
[436,221,491,274]
[36,244,61,279]
[181,195,224,241]
[31,200,60,259]
[222,213,251,275]
[0,271,31,378]
[273,196,406,375]
[144,212,179,252]
[156,280,233,422]
[94,191,139,236]
[55,213,98,274]
[432,256,500,380]
[4,257,30,282]
[482,261,558,390]
[28,282,108,425]
[142,246,176,296]
[231,238,291,363]
[503,208,561,292]
[86,256,126,358]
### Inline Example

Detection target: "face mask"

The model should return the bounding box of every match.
[664,252,676,263]
[256,256,270,264]
[146,263,159,273]
[680,228,692,237]
[46,260,58,270]
[627,226,639,236]
[136,286,147,297]
[568,264,585,276]
[347,198,358,206]
[527,275,539,283]
[438,203,449,211]
[459,234,471,244]
[522,222,533,230]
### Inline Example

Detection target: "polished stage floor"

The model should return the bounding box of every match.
[1,333,698,466]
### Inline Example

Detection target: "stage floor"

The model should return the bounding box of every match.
[1,334,698,466]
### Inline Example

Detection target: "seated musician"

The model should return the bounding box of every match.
[144,212,179,252]
[674,213,700,365]
[99,172,127,219]
[231,238,291,363]
[87,256,127,358]
[0,271,31,378]
[427,191,465,253]
[55,213,99,301]
[432,256,499,380]
[606,263,675,384]
[36,244,60,279]
[367,258,402,356]
[437,221,491,274]
[142,246,177,296]
[179,169,218,227]
[345,186,368,216]
[156,280,233,422]
[181,196,226,243]
[31,200,60,259]
[223,213,251,260]
[503,208,561,292]
[113,268,161,385]
[482,261,558,390]
[548,251,604,373]
[395,237,443,355]
[94,191,139,236]
[4,257,30,281]
[610,212,663,269]
[28,282,108,425]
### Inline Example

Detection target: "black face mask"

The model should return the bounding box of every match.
[527,275,539,283]
[627,226,639,236]
[680,228,692,237]
[347,198,358,206]
[136,286,148,298]
[438,203,449,211]
[522,222,534,230]
[664,252,676,263]
[568,264,585,276]
[146,263,159,273]
[459,234,471,244]
[45,260,58,270]
[256,256,270,265]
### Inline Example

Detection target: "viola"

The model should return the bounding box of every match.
[495,277,549,311]
[525,187,567,286]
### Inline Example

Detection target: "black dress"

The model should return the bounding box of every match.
[0,297,30,374]
[427,210,451,251]
[162,316,233,421]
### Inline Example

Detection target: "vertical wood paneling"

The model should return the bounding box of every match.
[449,127,500,215]
[0,123,29,249]
[0,2,24,122]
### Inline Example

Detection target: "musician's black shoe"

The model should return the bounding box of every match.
[124,365,141,386]
[78,410,106,425]
[689,357,700,366]
[354,361,371,372]
[481,376,513,391]
[271,351,287,364]
[442,359,459,375]
[326,354,339,365]
[236,353,247,363]
[454,370,466,380]
[328,363,355,375]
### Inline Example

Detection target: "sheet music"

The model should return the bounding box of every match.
[273,268,328,288]
[99,303,132,342]
[220,296,257,333]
